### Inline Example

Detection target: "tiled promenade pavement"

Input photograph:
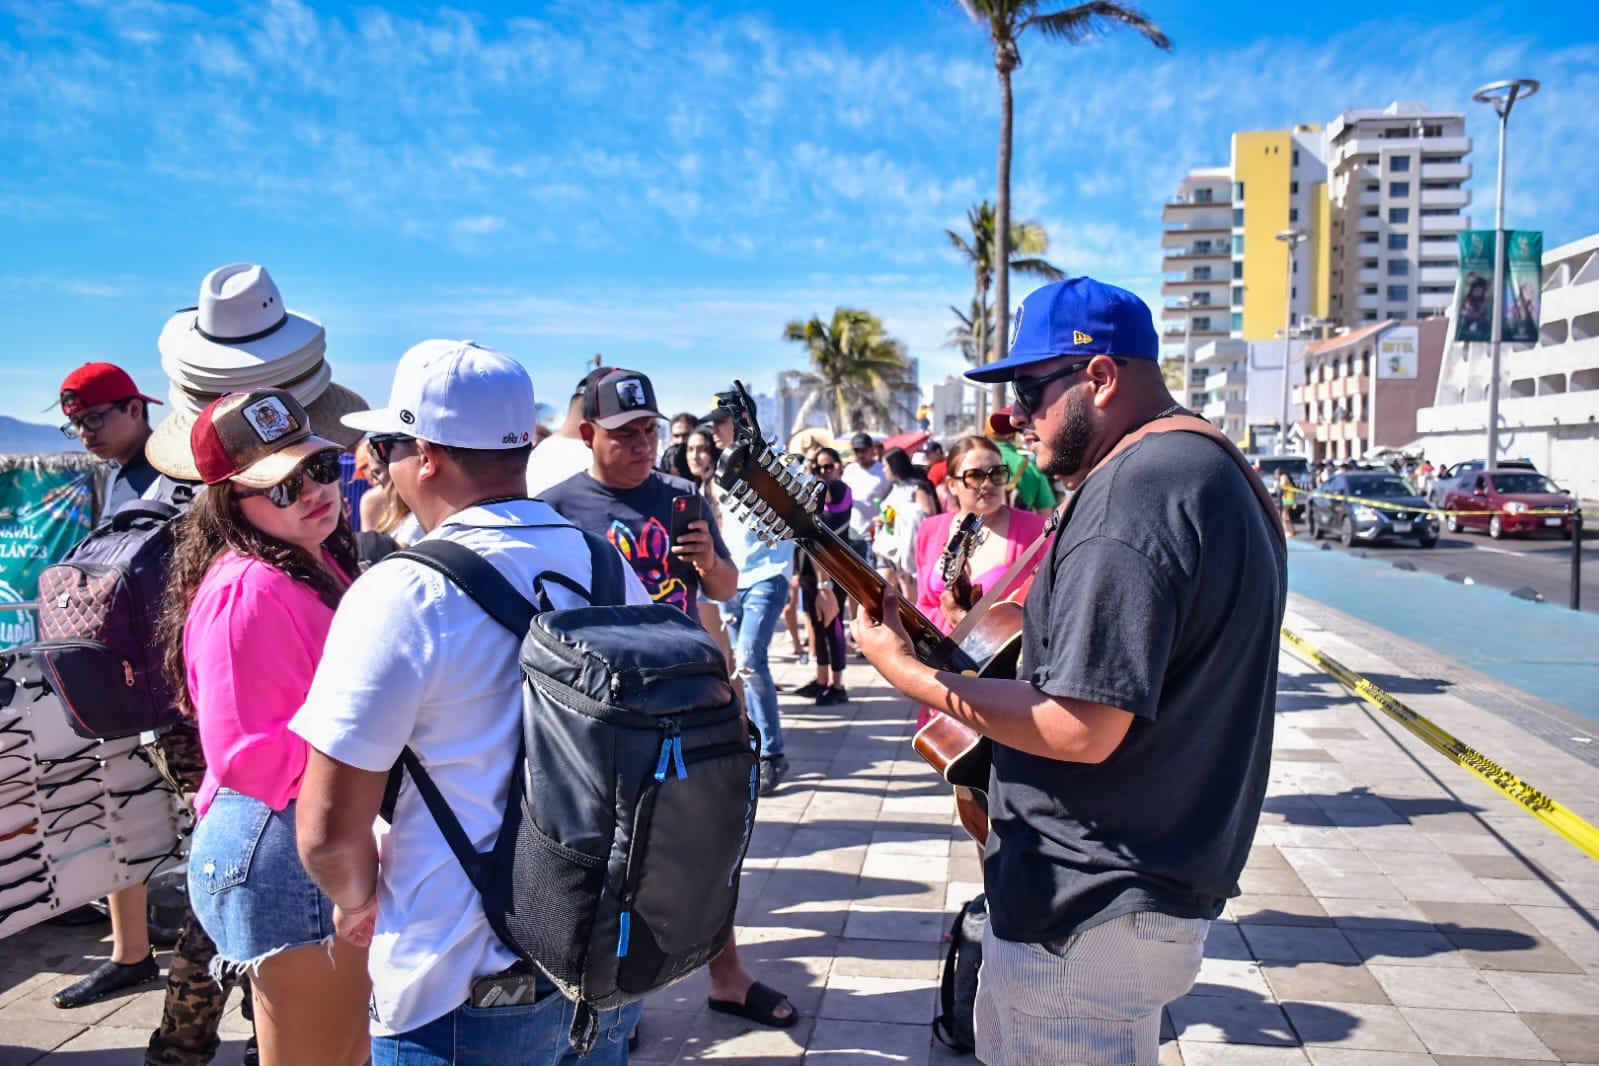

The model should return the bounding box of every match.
[3,591,1598,1064]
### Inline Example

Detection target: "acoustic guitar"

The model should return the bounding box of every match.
[712,382,1023,844]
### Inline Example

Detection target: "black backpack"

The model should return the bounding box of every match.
[384,535,758,1052]
[29,500,184,740]
[934,894,988,1054]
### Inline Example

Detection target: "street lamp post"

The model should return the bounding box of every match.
[1275,228,1308,455]
[1472,78,1539,470]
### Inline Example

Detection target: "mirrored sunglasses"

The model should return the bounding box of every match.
[236,449,343,509]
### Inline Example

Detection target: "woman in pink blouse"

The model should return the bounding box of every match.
[912,436,1049,732]
[914,435,1049,634]
[155,389,369,1066]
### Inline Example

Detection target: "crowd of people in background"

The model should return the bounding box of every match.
[36,264,1294,1066]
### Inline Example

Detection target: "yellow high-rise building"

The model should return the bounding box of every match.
[1229,125,1331,341]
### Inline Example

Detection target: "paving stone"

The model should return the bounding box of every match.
[1260,962,1388,1006]
[1190,959,1272,1000]
[1452,853,1556,881]
[801,1018,930,1065]
[1399,1007,1557,1060]
[1415,900,1538,934]
[1178,1043,1310,1064]
[0,1015,86,1065]
[1204,921,1253,961]
[1345,929,1469,968]
[1241,926,1359,964]
[1283,1002,1424,1052]
[1231,895,1333,927]
[1323,899,1429,930]
[1480,969,1599,1013]
[817,975,934,1026]
[1167,994,1299,1046]
[1453,935,1584,975]
[1303,1051,1435,1066]
[1240,867,1317,896]
[1517,1012,1599,1063]
[827,939,940,981]
[1365,963,1509,1011]
[840,907,943,943]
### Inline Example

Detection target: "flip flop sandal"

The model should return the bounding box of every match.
[707,981,798,1029]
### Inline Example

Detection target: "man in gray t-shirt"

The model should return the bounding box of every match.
[854,278,1285,1066]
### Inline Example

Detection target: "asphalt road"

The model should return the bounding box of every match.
[1293,520,1599,615]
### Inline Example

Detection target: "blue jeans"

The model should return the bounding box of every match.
[722,574,789,758]
[371,993,641,1066]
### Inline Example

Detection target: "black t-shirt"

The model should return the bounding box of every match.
[541,470,730,619]
[987,430,1286,944]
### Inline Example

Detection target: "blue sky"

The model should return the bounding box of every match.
[3,0,1596,425]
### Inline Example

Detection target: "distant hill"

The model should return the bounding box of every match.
[0,416,81,455]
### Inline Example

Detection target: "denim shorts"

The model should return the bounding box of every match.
[188,789,334,980]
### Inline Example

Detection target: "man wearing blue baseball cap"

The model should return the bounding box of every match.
[855,278,1287,1065]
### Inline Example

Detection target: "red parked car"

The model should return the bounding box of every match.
[1442,469,1578,539]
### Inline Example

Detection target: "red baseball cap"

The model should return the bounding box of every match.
[988,407,1019,436]
[59,363,162,417]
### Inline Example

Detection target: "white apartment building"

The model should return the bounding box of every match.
[1192,338,1300,448]
[1418,232,1599,499]
[1327,102,1472,327]
[1161,167,1233,408]
[929,374,981,440]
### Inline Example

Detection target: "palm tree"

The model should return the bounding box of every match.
[945,298,992,368]
[945,200,1064,408]
[782,308,916,435]
[957,1,1170,404]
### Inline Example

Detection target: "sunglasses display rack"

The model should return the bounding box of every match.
[0,652,184,940]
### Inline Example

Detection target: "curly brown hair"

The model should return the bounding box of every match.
[158,480,359,719]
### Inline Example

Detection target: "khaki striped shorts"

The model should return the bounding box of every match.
[975,910,1207,1065]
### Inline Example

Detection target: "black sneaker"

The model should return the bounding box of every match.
[758,755,790,796]
[793,681,826,699]
[816,685,849,705]
[52,956,160,1009]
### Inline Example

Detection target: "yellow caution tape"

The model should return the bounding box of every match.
[1280,626,1599,862]
[1280,486,1578,520]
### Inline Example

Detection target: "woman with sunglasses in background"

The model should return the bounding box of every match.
[155,389,370,1066]
[793,446,853,705]
[914,435,1048,633]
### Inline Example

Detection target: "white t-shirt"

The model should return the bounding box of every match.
[289,499,649,1036]
[841,460,889,539]
[525,434,593,499]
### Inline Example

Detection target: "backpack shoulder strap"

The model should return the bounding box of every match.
[581,531,628,607]
[390,540,535,635]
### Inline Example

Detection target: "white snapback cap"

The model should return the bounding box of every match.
[343,339,535,449]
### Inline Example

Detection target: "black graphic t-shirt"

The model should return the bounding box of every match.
[541,470,731,618]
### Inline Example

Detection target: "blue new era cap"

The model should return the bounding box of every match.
[966,277,1160,384]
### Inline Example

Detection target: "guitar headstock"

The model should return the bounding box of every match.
[713,380,826,547]
[937,513,983,584]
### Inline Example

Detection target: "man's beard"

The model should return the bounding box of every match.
[1039,387,1095,481]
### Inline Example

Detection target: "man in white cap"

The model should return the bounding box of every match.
[290,341,650,1064]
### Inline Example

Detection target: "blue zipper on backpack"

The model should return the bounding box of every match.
[653,718,689,782]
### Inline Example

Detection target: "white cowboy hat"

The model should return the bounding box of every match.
[147,264,367,479]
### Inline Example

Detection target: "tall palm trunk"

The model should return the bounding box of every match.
[975,265,990,426]
[991,56,1016,414]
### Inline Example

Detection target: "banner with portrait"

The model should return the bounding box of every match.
[1455,230,1543,344]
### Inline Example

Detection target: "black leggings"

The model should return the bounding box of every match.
[799,568,847,673]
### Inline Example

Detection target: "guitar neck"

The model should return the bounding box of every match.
[799,520,978,673]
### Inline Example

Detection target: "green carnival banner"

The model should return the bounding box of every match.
[1456,230,1543,344]
[0,457,100,650]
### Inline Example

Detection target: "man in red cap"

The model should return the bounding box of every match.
[58,362,163,511]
